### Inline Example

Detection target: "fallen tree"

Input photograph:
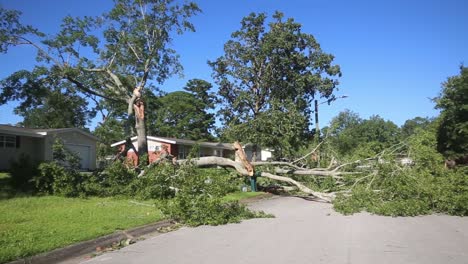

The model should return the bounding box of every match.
[167,141,362,203]
[175,156,336,202]
[136,130,468,218]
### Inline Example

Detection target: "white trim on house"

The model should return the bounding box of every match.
[0,125,98,140]
[38,128,99,141]
[110,136,176,147]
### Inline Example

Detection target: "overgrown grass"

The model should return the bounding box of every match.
[0,196,163,263]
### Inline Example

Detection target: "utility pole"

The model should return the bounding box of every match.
[314,99,320,139]
[314,95,349,137]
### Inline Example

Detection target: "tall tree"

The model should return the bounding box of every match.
[146,79,215,140]
[0,1,200,163]
[18,90,93,129]
[434,66,468,159]
[401,116,433,139]
[94,117,126,159]
[0,67,95,128]
[209,11,341,159]
[328,110,400,157]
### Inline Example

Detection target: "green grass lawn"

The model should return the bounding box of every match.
[0,187,266,263]
[0,196,164,263]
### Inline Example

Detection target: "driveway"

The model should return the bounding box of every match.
[80,196,468,264]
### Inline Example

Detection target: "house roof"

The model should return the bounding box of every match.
[0,125,44,138]
[110,136,176,147]
[0,124,99,141]
[110,135,234,150]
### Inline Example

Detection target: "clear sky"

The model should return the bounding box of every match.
[1,0,467,130]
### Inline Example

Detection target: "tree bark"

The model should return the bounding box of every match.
[136,114,148,163]
[127,87,149,165]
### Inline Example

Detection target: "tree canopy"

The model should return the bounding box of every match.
[328,110,400,158]
[146,79,216,141]
[209,11,341,158]
[434,66,468,159]
[0,0,201,159]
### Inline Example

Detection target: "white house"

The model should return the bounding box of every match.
[241,143,274,162]
[0,125,98,170]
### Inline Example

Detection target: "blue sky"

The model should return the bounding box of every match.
[1,0,467,130]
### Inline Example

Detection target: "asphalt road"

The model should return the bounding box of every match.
[80,196,468,264]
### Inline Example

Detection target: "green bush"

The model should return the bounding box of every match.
[131,163,177,200]
[432,167,468,216]
[84,161,137,197]
[34,162,82,197]
[9,154,38,191]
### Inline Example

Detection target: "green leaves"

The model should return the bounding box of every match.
[328,110,401,158]
[211,11,341,155]
[434,66,468,159]
[0,7,43,53]
[146,80,215,140]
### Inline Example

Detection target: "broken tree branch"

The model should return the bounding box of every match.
[174,156,334,202]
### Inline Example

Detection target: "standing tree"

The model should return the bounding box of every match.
[209,11,341,160]
[400,116,433,139]
[146,79,216,140]
[0,1,201,163]
[0,68,95,128]
[434,66,468,159]
[328,110,400,158]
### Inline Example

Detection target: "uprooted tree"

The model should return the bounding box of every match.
[0,0,201,164]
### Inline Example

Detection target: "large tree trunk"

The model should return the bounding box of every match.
[127,87,148,165]
[136,115,148,164]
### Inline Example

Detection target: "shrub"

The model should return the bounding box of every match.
[131,163,177,200]
[86,161,137,197]
[9,154,38,191]
[34,162,82,197]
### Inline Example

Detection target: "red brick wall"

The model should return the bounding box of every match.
[116,142,175,166]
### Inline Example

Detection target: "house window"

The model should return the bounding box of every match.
[178,145,190,159]
[0,134,17,148]
[149,145,161,152]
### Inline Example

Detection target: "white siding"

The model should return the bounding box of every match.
[45,131,97,170]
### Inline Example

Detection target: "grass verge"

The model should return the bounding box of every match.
[0,190,266,263]
[0,196,163,263]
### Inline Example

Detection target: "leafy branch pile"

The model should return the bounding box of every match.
[332,129,468,216]
[250,124,467,216]
[20,140,271,226]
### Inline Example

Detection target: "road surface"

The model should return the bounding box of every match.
[80,196,468,264]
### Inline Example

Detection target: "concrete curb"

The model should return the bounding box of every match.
[8,193,274,264]
[8,220,173,264]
